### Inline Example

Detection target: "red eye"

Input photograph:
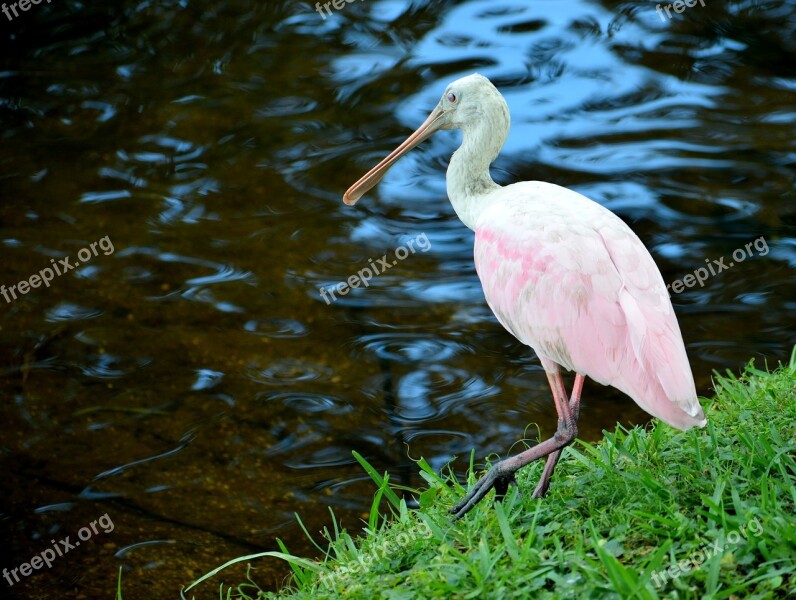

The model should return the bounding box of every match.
[447,92,457,103]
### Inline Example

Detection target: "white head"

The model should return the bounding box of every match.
[436,73,509,133]
[344,73,509,205]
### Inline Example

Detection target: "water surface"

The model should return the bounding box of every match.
[1,0,794,597]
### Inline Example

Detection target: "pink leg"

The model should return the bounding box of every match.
[532,373,584,498]
[449,360,579,521]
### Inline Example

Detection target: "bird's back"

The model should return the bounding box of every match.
[473,181,706,430]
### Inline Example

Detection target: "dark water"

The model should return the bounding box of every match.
[1,0,794,597]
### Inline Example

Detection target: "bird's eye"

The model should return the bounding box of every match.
[447,92,457,103]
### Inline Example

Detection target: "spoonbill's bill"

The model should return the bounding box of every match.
[343,74,706,520]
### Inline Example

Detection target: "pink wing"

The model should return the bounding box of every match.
[474,182,706,430]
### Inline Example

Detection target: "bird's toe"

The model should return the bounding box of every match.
[449,463,512,521]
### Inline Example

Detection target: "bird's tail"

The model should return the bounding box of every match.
[617,292,706,430]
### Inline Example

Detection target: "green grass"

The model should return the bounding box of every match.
[182,350,796,599]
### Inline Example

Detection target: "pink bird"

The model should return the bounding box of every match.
[343,73,707,520]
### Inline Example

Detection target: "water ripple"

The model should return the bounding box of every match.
[248,358,333,385]
[256,96,318,118]
[45,303,104,322]
[244,318,308,339]
[258,391,353,416]
[79,353,152,379]
[352,333,470,363]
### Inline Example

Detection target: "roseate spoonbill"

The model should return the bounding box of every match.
[343,73,707,520]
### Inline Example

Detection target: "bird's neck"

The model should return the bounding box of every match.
[446,120,505,231]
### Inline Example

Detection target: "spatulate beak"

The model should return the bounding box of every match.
[343,104,445,206]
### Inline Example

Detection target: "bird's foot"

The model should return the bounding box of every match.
[448,461,518,521]
[531,478,550,499]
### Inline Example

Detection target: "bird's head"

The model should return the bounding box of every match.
[436,73,507,131]
[343,73,508,205]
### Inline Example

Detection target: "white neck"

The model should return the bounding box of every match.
[445,115,507,230]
